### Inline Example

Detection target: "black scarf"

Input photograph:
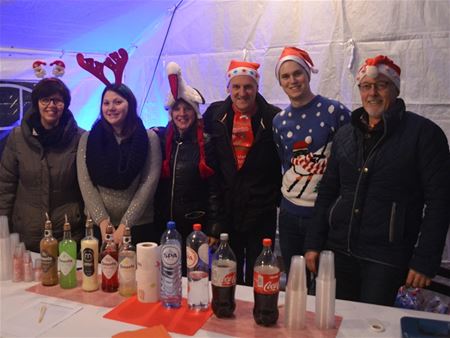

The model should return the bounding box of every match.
[27,111,70,148]
[86,119,149,190]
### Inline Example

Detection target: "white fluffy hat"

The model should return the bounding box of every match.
[164,62,205,118]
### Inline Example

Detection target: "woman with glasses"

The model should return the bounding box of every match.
[77,84,161,245]
[0,77,85,252]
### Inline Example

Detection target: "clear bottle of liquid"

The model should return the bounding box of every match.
[160,221,182,308]
[59,215,77,289]
[101,223,118,292]
[81,216,99,292]
[211,233,237,318]
[186,223,209,311]
[12,243,25,282]
[23,250,34,282]
[40,213,59,286]
[118,225,136,297]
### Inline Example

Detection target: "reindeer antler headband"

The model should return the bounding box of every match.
[76,48,128,85]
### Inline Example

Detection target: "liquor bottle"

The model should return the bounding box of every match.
[160,221,182,308]
[118,225,136,297]
[59,215,77,289]
[81,215,99,291]
[211,233,237,318]
[186,223,209,310]
[40,213,59,286]
[253,238,280,326]
[101,222,118,292]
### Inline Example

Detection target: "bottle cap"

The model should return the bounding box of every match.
[167,221,176,230]
[263,238,272,247]
[106,222,114,234]
[63,214,71,231]
[193,223,202,231]
[85,213,94,229]
[220,233,228,241]
[44,212,52,230]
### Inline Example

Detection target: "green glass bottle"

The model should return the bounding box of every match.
[59,215,77,289]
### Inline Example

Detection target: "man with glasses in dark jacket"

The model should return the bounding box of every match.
[305,55,450,306]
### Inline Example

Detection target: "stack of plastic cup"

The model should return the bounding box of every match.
[315,250,336,329]
[284,255,307,330]
[0,216,12,280]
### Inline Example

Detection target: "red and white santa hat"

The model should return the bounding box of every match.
[275,46,318,82]
[164,62,205,119]
[226,60,260,85]
[356,55,401,92]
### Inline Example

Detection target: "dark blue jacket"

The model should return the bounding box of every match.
[305,99,450,277]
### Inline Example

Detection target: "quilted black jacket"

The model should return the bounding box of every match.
[305,99,450,277]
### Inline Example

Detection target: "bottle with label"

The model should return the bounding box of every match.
[211,233,237,318]
[118,225,136,297]
[253,238,280,326]
[186,223,209,311]
[160,221,182,308]
[101,222,118,292]
[40,213,59,286]
[81,216,99,291]
[59,215,77,289]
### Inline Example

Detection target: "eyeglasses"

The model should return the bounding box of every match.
[39,97,65,107]
[358,81,390,92]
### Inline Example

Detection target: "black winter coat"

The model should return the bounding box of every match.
[203,94,282,233]
[305,99,450,277]
[154,123,224,240]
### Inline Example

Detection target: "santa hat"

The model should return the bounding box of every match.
[226,60,260,85]
[356,55,401,92]
[292,136,313,153]
[164,62,205,119]
[50,60,66,77]
[275,47,318,82]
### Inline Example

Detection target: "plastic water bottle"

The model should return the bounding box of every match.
[186,223,209,310]
[160,221,182,308]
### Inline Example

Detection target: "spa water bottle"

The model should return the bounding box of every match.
[81,216,99,291]
[59,215,77,289]
[186,223,209,310]
[101,223,118,292]
[118,225,137,297]
[40,213,59,286]
[160,221,182,308]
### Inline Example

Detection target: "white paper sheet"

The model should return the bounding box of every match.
[1,300,82,337]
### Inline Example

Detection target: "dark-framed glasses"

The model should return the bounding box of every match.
[358,81,390,92]
[39,97,65,107]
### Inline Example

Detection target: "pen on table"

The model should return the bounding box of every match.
[38,305,47,323]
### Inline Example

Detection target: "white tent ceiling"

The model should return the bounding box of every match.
[1,0,450,142]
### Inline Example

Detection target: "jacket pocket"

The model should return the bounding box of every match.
[388,202,397,243]
[328,196,342,230]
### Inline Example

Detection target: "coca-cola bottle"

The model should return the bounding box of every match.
[211,233,237,318]
[253,238,280,326]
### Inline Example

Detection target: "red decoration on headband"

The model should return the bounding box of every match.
[76,48,129,85]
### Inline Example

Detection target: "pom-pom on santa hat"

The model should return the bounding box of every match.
[164,62,205,119]
[275,46,318,82]
[226,60,260,85]
[356,55,401,92]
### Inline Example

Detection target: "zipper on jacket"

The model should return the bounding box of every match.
[346,123,387,253]
[388,202,397,243]
[218,114,239,168]
[169,141,182,220]
[328,195,342,229]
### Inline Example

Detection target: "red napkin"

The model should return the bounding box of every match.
[104,297,212,336]
[112,324,171,338]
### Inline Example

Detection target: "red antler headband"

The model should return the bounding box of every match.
[76,48,128,85]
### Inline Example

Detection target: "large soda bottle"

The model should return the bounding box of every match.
[186,223,209,311]
[81,215,99,292]
[118,225,136,297]
[211,233,237,318]
[100,223,118,292]
[58,215,77,289]
[160,221,182,308]
[253,238,280,326]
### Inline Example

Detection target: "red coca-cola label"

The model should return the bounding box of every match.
[253,271,280,294]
